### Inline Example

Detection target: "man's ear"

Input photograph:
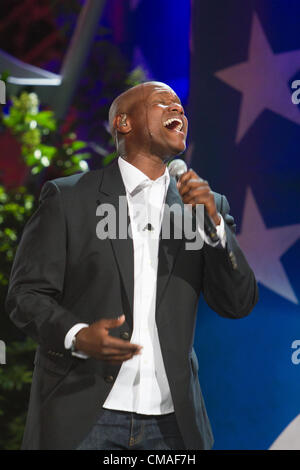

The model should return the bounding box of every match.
[114,113,132,134]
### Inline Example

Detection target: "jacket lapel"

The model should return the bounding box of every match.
[97,160,134,321]
[155,176,184,313]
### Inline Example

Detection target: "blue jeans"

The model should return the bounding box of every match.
[76,408,186,450]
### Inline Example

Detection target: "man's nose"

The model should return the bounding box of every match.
[168,103,184,114]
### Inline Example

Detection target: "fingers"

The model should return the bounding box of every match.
[179,180,209,198]
[103,333,141,351]
[178,177,211,202]
[178,169,205,186]
[183,188,214,205]
[96,316,142,352]
[108,352,137,362]
[99,315,125,330]
[177,170,210,200]
[178,169,194,185]
[101,343,142,356]
[90,315,143,361]
[176,170,218,219]
[101,342,142,364]
[178,170,207,192]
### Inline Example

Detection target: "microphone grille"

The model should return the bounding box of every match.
[168,159,188,179]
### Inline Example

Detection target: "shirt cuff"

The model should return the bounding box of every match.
[64,323,90,359]
[198,213,227,249]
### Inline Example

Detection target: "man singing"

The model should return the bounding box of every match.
[6,81,258,450]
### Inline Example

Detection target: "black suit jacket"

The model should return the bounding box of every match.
[5,160,258,450]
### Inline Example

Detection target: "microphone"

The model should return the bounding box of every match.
[168,159,220,244]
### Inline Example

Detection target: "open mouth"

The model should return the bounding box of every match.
[163,117,184,132]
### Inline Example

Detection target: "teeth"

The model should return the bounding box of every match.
[163,118,183,131]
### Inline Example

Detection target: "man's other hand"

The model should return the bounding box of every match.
[75,315,142,364]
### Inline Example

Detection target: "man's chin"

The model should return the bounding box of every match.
[169,141,186,156]
[155,136,186,158]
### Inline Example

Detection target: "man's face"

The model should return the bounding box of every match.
[130,83,188,159]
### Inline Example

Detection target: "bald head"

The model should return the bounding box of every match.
[108,81,174,138]
[107,80,187,160]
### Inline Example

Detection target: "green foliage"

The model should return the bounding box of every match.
[0,61,144,451]
[102,151,117,167]
[0,338,36,391]
[126,66,148,88]
[0,91,92,450]
[3,91,91,175]
[0,186,35,283]
[0,338,37,449]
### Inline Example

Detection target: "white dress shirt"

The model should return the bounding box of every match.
[65,157,226,414]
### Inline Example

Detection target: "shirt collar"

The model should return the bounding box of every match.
[118,156,170,196]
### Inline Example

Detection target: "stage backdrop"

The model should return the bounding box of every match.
[1,0,299,450]
[85,0,300,450]
[188,0,300,449]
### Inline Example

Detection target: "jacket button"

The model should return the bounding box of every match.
[229,251,238,270]
[120,331,130,340]
[104,375,114,384]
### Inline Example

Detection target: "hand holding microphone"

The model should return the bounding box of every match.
[168,159,220,243]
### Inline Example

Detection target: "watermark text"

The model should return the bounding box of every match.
[0,340,6,364]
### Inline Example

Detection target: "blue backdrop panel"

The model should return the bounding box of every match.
[189,0,300,449]
[128,0,190,103]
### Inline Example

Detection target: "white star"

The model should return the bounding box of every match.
[236,187,300,304]
[215,13,300,142]
[270,414,300,450]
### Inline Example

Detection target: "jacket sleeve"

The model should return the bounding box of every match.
[201,194,259,319]
[5,181,79,352]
